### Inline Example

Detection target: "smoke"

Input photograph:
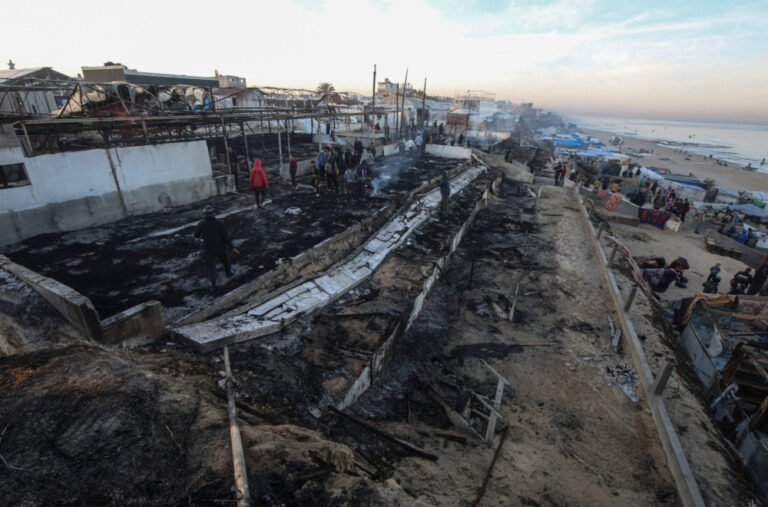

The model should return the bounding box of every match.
[369,154,414,197]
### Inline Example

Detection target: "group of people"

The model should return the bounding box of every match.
[639,256,690,294]
[719,214,761,247]
[704,262,768,296]
[309,143,376,198]
[552,162,568,186]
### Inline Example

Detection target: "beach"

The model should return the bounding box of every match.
[581,128,768,192]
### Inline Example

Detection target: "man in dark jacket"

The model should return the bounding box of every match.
[194,206,239,288]
[439,173,450,214]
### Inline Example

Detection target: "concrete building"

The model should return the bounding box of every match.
[213,87,264,109]
[0,67,75,116]
[81,64,224,88]
[217,74,246,88]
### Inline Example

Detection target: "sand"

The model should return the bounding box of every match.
[581,128,768,192]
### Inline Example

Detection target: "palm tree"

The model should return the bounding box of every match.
[316,82,335,95]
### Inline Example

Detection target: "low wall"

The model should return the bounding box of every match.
[0,254,103,340]
[425,144,472,159]
[0,254,165,345]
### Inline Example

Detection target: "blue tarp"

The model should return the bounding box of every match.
[554,139,583,146]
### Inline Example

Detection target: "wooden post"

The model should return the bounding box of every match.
[401,69,408,136]
[624,285,638,312]
[286,119,291,156]
[371,64,376,146]
[421,77,427,128]
[395,83,400,137]
[653,360,675,396]
[277,124,283,180]
[223,345,251,507]
[221,117,232,175]
[609,245,619,266]
[141,120,150,144]
[241,122,250,168]
[20,121,34,156]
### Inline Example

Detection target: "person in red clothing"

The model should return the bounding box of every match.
[249,159,268,209]
[288,154,298,189]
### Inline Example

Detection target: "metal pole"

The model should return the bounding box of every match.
[241,121,250,168]
[422,77,427,128]
[371,64,376,146]
[395,83,400,137]
[653,360,675,396]
[624,285,638,312]
[221,117,232,176]
[401,69,408,136]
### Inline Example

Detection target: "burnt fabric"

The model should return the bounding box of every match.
[637,207,672,229]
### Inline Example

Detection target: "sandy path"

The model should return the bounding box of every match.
[582,128,768,192]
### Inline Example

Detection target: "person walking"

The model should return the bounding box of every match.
[249,159,268,209]
[194,205,239,289]
[439,172,450,214]
[288,154,298,189]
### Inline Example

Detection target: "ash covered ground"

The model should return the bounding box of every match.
[3,153,456,323]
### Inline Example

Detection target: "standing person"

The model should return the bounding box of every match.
[249,159,268,209]
[317,148,328,183]
[326,158,338,192]
[450,136,455,146]
[415,133,423,153]
[363,148,375,177]
[288,154,298,190]
[344,165,356,198]
[559,165,567,186]
[553,163,561,185]
[707,263,721,282]
[355,162,367,198]
[194,205,239,289]
[310,160,321,195]
[354,138,364,162]
[504,146,512,162]
[439,172,450,214]
[438,123,444,137]
[681,199,690,222]
[337,153,348,196]
[458,131,464,146]
[748,264,768,295]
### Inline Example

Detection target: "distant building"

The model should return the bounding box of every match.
[81,63,225,88]
[213,87,264,109]
[377,78,398,95]
[0,66,75,116]
[217,74,246,88]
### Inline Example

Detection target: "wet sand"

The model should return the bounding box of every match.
[581,128,768,192]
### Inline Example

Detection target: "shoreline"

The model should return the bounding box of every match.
[579,127,768,192]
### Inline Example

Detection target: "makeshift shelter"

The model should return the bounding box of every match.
[677,295,768,496]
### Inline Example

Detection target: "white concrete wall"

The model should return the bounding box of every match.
[0,147,116,212]
[425,144,472,159]
[0,140,229,245]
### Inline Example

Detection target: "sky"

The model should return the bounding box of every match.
[3,0,768,121]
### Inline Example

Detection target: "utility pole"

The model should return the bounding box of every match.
[400,68,408,136]
[371,64,376,146]
[395,83,400,137]
[422,77,427,128]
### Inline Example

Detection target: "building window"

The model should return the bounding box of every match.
[0,163,31,188]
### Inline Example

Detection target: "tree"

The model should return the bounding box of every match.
[316,82,335,95]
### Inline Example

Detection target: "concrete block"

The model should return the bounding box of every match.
[101,300,165,345]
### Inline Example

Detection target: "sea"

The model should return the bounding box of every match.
[564,114,768,173]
